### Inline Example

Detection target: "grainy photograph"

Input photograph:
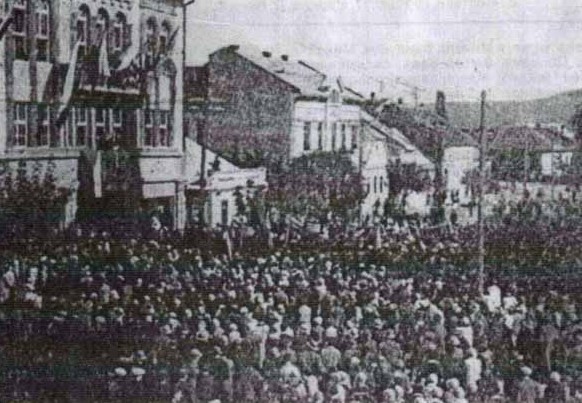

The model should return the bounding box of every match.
[2,0,582,401]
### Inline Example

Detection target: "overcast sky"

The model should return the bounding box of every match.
[186,0,582,103]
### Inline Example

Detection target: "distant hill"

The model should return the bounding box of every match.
[441,89,582,129]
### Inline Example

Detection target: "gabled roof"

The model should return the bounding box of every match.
[212,44,328,96]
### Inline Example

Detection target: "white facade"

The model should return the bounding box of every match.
[184,138,267,227]
[540,151,573,177]
[443,146,479,205]
[290,98,362,158]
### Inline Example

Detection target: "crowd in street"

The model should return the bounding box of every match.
[2,216,582,402]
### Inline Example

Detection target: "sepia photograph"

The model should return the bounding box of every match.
[2,0,582,401]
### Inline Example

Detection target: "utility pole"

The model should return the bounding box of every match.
[477,90,486,295]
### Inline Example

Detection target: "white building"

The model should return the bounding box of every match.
[183,138,267,227]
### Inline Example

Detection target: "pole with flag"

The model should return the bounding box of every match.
[56,40,82,127]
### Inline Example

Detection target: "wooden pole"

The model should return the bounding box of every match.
[477,90,486,295]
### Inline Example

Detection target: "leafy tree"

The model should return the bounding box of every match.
[266,151,364,223]
[0,160,69,239]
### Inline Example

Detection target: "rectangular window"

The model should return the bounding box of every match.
[12,103,27,147]
[221,200,229,226]
[75,107,88,147]
[144,110,155,146]
[113,23,122,51]
[373,176,377,193]
[341,124,346,150]
[331,122,337,151]
[317,122,323,150]
[380,176,384,193]
[303,121,311,151]
[112,108,122,127]
[159,111,169,147]
[37,104,50,147]
[13,7,27,60]
[352,126,358,149]
[36,10,49,62]
[95,108,107,148]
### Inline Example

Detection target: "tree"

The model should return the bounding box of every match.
[265,152,364,223]
[0,160,69,239]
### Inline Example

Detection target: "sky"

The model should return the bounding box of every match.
[185,0,582,103]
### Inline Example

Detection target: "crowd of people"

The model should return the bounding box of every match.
[2,215,582,402]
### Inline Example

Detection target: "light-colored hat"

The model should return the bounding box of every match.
[131,367,146,376]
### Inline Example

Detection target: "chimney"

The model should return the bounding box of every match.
[281,54,289,61]
[370,92,376,103]
[262,51,271,58]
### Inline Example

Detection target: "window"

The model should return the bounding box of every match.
[95,108,107,148]
[12,0,27,60]
[75,107,88,146]
[341,123,346,150]
[76,6,90,57]
[159,111,169,147]
[380,176,384,193]
[112,108,122,127]
[144,110,155,146]
[373,176,377,193]
[12,103,27,147]
[331,123,337,151]
[221,200,229,226]
[112,13,126,52]
[145,19,157,66]
[317,122,323,150]
[36,0,50,62]
[96,9,109,44]
[330,89,340,104]
[303,121,311,151]
[37,104,50,147]
[351,126,358,149]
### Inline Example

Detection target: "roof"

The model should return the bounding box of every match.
[211,44,366,101]
[369,102,478,158]
[481,126,576,152]
[212,44,327,96]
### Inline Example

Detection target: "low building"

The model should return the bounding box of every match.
[183,137,267,227]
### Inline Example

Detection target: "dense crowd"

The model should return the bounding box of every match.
[2,216,582,402]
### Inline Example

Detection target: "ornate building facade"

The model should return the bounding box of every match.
[0,0,186,229]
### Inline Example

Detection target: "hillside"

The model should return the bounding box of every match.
[441,89,582,129]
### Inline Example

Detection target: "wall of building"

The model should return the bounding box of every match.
[540,151,573,177]
[205,48,295,163]
[443,146,479,205]
[291,100,361,158]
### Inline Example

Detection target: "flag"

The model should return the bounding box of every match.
[152,26,180,69]
[115,43,141,88]
[98,35,110,79]
[56,40,81,127]
[0,8,14,41]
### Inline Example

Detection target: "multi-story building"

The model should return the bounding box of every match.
[0,0,186,229]
[186,45,432,221]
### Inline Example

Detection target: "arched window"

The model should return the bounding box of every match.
[12,0,27,59]
[35,0,50,61]
[96,9,109,44]
[76,5,90,57]
[112,12,126,52]
[145,18,157,65]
